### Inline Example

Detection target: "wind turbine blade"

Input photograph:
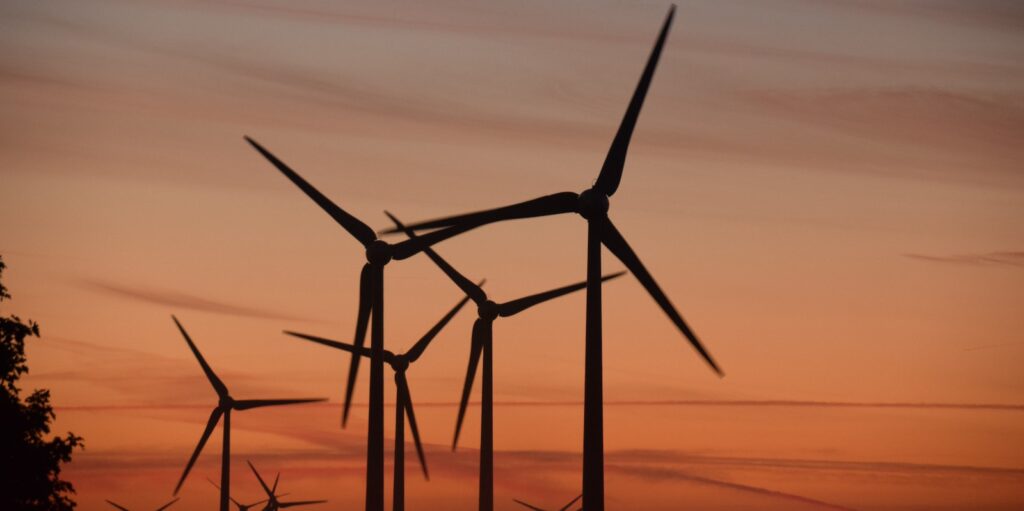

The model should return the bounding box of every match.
[558,494,583,511]
[272,472,280,494]
[498,272,625,317]
[205,478,240,506]
[389,193,580,261]
[286,331,373,357]
[247,460,273,497]
[172,316,228,397]
[105,501,131,511]
[174,407,223,494]
[386,211,487,304]
[278,501,328,508]
[344,263,373,427]
[512,499,547,511]
[406,288,479,363]
[389,219,476,261]
[233,398,326,410]
[593,5,675,196]
[600,218,722,375]
[155,498,180,511]
[453,319,485,450]
[380,192,580,234]
[244,136,376,247]
[398,374,429,480]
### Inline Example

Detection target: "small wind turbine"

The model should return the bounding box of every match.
[286,290,476,511]
[379,7,721,509]
[246,137,480,511]
[388,213,621,511]
[207,477,269,511]
[514,494,583,511]
[248,460,327,511]
[171,316,326,511]
[105,499,179,511]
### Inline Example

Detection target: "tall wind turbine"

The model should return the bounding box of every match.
[388,213,622,511]
[248,460,327,511]
[207,478,269,511]
[513,494,583,511]
[379,7,722,509]
[245,137,480,511]
[105,499,179,511]
[286,290,476,511]
[171,316,326,511]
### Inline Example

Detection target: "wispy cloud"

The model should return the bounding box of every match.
[904,251,1024,267]
[58,398,1024,412]
[964,341,1024,352]
[80,280,321,322]
[32,336,323,404]
[604,464,859,511]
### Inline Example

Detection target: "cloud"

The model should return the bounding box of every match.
[81,280,321,322]
[603,464,859,511]
[745,87,1024,184]
[599,450,1024,479]
[406,398,1024,412]
[964,341,1024,352]
[904,251,1024,267]
[58,398,1024,412]
[31,336,326,405]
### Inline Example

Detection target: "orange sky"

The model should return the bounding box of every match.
[2,0,1023,509]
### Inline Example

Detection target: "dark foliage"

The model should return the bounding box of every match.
[0,256,83,510]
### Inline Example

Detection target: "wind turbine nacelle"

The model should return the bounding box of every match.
[577,189,610,219]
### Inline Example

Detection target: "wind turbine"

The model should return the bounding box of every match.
[248,460,327,511]
[378,6,721,510]
[207,478,269,511]
[171,316,326,511]
[105,499,179,511]
[245,137,481,511]
[388,213,622,511]
[513,494,583,511]
[285,289,476,511]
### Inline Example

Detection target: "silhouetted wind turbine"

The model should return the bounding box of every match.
[248,460,327,511]
[171,316,326,511]
[285,290,476,511]
[207,477,269,511]
[513,494,582,511]
[245,137,480,511]
[379,7,721,510]
[105,499,179,511]
[388,213,622,511]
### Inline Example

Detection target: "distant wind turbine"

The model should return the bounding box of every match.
[286,289,476,511]
[388,212,622,511]
[379,6,721,509]
[105,499,179,511]
[171,316,326,511]
[513,494,583,511]
[248,460,327,511]
[245,137,480,511]
[207,477,269,511]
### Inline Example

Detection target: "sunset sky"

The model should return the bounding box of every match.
[2,0,1023,509]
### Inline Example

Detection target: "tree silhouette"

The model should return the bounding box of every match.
[0,255,83,510]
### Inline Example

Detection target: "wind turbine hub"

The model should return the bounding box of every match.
[478,300,499,320]
[577,188,610,219]
[219,395,234,408]
[366,240,393,265]
[392,357,409,372]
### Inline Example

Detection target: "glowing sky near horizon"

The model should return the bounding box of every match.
[1,0,1023,509]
